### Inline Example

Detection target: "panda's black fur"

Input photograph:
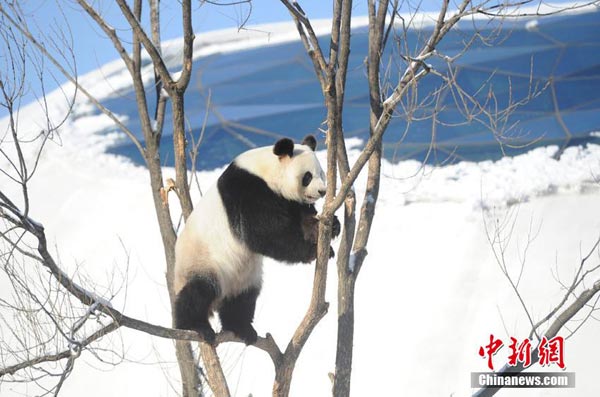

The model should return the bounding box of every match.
[173,135,339,345]
[218,163,323,264]
[175,274,261,344]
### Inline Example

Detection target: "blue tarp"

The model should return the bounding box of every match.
[105,9,600,169]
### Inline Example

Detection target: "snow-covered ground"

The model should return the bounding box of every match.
[2,99,599,396]
[2,15,600,397]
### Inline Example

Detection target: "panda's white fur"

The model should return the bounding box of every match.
[174,185,263,299]
[234,144,326,204]
[173,136,333,344]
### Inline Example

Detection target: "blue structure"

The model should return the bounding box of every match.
[106,9,600,169]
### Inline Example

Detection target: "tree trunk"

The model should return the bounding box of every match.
[171,92,194,219]
[333,274,356,396]
[144,135,201,397]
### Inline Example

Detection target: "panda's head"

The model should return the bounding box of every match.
[235,135,327,204]
[272,135,326,204]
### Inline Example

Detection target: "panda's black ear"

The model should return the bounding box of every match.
[302,135,317,151]
[273,138,295,158]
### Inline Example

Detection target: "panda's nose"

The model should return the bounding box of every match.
[318,189,326,197]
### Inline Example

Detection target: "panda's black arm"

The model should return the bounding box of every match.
[248,205,340,262]
[218,164,319,263]
[242,200,318,263]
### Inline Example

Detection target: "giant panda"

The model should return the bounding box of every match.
[173,135,340,345]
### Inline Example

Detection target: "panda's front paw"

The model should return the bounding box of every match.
[329,246,335,259]
[332,215,341,238]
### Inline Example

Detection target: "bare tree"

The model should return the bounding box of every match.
[0,1,203,395]
[0,14,85,395]
[277,1,598,396]
[2,1,599,397]
[472,206,600,397]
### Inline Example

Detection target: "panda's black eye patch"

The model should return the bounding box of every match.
[302,172,313,187]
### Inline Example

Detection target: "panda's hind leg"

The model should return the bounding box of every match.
[174,275,219,344]
[219,287,260,345]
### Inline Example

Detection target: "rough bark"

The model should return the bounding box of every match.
[171,92,194,218]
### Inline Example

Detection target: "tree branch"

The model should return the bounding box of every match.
[114,0,174,89]
[279,0,328,73]
[74,0,133,73]
[0,322,119,378]
[0,210,283,377]
[175,0,194,91]
[473,278,600,397]
[0,4,145,158]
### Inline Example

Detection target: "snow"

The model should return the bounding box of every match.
[2,105,598,396]
[2,8,600,397]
